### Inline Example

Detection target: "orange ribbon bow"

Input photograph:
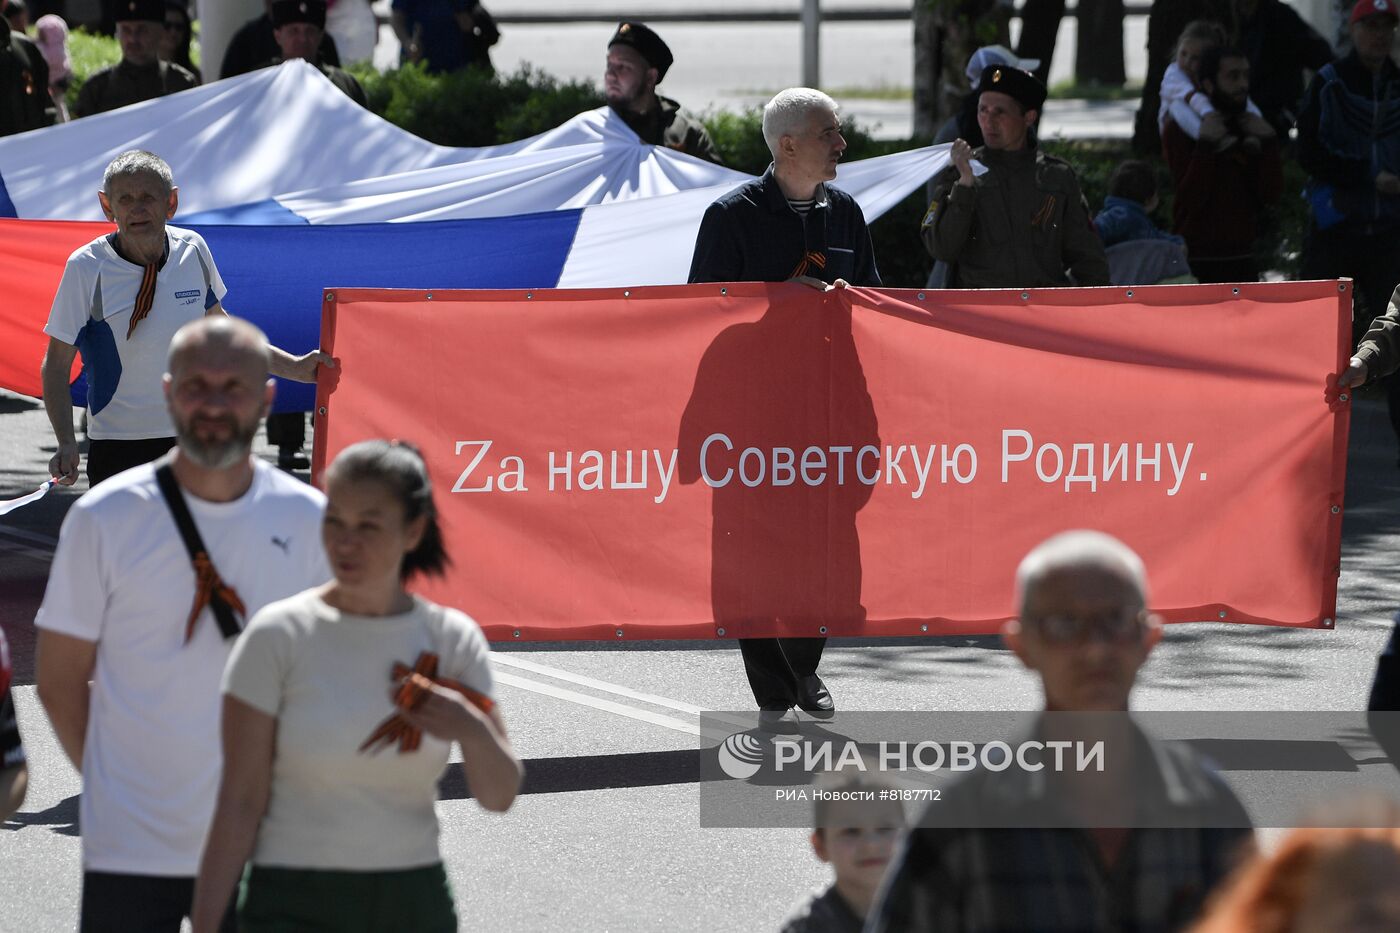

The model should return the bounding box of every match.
[359,651,495,755]
[184,552,246,644]
[789,250,827,279]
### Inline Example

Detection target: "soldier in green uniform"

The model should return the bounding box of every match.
[267,0,366,108]
[923,65,1109,289]
[1,16,54,137]
[604,21,724,165]
[73,0,198,118]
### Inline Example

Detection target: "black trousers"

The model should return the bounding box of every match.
[86,437,175,488]
[739,637,826,709]
[80,871,235,933]
[264,412,306,451]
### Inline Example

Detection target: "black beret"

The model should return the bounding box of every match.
[114,0,164,24]
[975,65,1047,113]
[271,0,327,29]
[608,21,673,82]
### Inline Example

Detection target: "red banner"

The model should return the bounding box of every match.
[315,281,1351,641]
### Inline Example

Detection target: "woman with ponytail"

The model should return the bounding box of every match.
[192,439,521,932]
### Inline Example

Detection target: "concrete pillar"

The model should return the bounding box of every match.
[196,0,263,83]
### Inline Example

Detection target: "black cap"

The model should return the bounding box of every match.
[271,0,326,29]
[3,0,26,18]
[608,22,673,82]
[114,0,164,23]
[975,65,1047,113]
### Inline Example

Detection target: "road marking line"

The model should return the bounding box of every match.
[493,655,755,734]
[495,670,704,737]
[493,654,707,714]
[0,525,59,550]
[0,538,54,563]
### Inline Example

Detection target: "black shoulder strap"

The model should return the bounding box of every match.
[154,463,243,640]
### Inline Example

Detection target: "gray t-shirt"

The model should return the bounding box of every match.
[223,590,495,870]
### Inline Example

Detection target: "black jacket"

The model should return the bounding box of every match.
[688,165,880,286]
[1238,0,1333,135]
[0,30,54,138]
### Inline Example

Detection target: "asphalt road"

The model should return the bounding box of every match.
[3,377,1400,931]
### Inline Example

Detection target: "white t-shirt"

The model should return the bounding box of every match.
[35,459,329,875]
[223,591,495,871]
[44,225,228,440]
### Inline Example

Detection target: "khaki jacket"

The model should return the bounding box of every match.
[923,145,1108,289]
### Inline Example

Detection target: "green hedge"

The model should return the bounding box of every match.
[64,37,1304,286]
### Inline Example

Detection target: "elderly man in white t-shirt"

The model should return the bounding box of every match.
[39,149,330,489]
[35,316,331,933]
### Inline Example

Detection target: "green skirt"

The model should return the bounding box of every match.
[238,862,458,932]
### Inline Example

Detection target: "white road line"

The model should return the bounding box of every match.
[493,654,707,714]
[0,538,54,563]
[495,670,704,737]
[0,525,59,550]
[493,654,755,734]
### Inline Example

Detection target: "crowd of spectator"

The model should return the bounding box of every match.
[8,3,1400,931]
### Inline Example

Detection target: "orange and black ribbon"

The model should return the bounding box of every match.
[1030,194,1057,231]
[790,250,826,279]
[184,552,246,644]
[126,262,159,339]
[359,651,495,755]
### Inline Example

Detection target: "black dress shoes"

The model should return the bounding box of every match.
[796,675,835,720]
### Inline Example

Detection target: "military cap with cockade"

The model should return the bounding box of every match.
[271,0,327,29]
[608,22,674,82]
[114,0,165,24]
[974,64,1047,113]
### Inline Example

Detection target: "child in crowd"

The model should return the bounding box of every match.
[1094,160,1184,248]
[33,13,71,123]
[1159,19,1263,144]
[778,772,905,933]
[1095,161,1195,285]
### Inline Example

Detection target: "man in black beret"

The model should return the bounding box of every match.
[605,21,724,165]
[222,0,340,80]
[73,0,198,118]
[267,0,365,107]
[922,65,1108,288]
[0,2,54,137]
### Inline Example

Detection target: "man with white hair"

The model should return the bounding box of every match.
[40,149,330,488]
[36,316,330,933]
[687,88,879,730]
[868,530,1252,931]
[688,87,879,287]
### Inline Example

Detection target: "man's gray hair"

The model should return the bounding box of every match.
[1014,530,1149,618]
[762,87,839,156]
[103,150,174,195]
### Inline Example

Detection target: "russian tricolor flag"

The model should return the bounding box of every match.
[0,61,951,411]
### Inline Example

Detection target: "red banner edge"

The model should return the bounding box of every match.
[1318,279,1353,630]
[310,289,338,489]
[476,605,1336,643]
